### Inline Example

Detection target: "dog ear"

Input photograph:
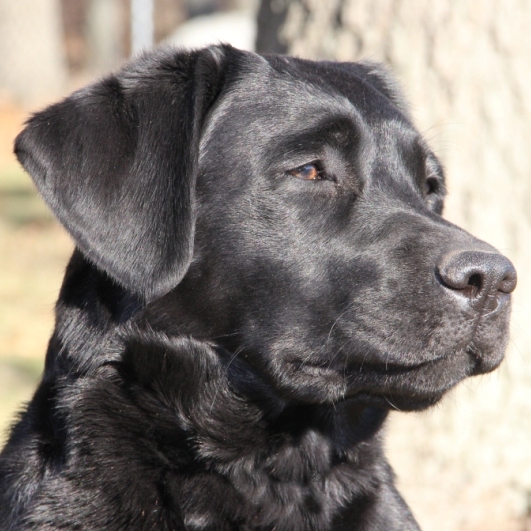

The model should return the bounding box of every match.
[15,46,229,302]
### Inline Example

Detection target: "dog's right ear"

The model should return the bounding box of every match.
[15,45,231,302]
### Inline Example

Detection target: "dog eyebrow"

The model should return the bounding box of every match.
[263,115,360,167]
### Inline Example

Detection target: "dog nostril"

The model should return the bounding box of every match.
[437,250,517,306]
[498,268,518,294]
[465,273,483,299]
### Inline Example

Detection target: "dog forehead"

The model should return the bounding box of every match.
[201,76,355,147]
[201,55,415,155]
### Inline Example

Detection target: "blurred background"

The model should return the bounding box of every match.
[0,1,530,530]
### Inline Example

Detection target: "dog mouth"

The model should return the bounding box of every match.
[283,342,503,410]
[347,353,471,410]
[239,300,510,409]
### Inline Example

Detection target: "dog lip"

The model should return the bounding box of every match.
[342,349,479,406]
[286,353,446,375]
[358,355,446,373]
[467,344,505,375]
[286,359,343,377]
[480,291,511,317]
[288,359,439,376]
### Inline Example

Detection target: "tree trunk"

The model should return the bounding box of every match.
[0,0,67,106]
[257,2,531,531]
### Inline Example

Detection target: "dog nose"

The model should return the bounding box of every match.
[437,250,517,312]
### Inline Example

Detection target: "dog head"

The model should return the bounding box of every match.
[15,45,516,410]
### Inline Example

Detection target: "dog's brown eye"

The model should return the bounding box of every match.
[289,163,322,180]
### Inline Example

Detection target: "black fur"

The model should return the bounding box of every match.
[0,45,516,530]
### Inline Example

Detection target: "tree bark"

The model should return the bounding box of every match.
[257,2,531,530]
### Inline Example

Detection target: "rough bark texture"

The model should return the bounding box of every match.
[257,2,531,530]
[0,0,67,105]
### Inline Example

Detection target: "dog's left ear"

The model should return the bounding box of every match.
[15,45,230,302]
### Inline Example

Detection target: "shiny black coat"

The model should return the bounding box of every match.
[0,45,515,530]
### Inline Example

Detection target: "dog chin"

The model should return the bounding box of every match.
[269,343,505,411]
[350,346,507,411]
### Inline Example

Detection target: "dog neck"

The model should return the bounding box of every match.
[118,325,390,530]
[43,255,391,529]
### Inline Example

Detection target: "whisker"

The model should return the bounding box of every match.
[385,395,404,412]
[209,346,243,412]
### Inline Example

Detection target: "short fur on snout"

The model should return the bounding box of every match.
[0,45,514,530]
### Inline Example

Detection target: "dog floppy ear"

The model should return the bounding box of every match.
[15,46,229,302]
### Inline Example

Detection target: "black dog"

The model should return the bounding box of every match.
[0,45,516,530]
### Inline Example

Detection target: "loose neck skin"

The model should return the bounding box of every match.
[119,325,391,530]
[14,250,396,530]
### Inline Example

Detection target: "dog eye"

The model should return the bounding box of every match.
[423,177,440,195]
[288,162,323,181]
